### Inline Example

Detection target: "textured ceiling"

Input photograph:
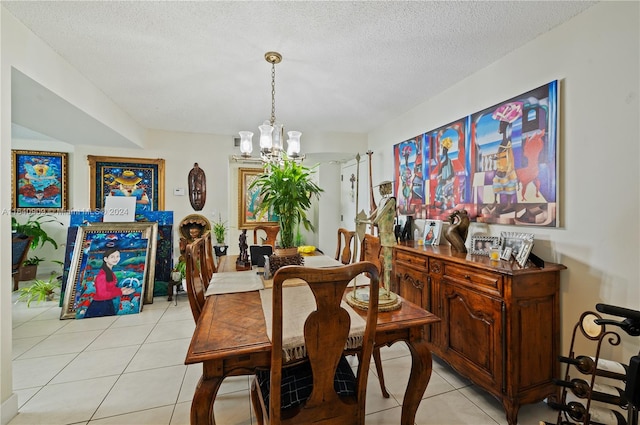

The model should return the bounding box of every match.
[5,1,596,141]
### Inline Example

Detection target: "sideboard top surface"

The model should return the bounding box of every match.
[395,241,566,276]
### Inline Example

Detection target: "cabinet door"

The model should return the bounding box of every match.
[442,281,504,393]
[396,264,428,310]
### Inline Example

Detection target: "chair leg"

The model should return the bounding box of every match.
[373,347,390,398]
[250,378,265,425]
[13,274,19,292]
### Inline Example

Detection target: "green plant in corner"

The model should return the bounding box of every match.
[249,157,323,249]
[213,214,227,245]
[11,214,63,250]
[15,276,61,307]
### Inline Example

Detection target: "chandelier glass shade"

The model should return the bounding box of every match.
[237,51,303,166]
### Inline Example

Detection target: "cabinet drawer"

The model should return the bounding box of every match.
[443,263,503,295]
[396,250,427,268]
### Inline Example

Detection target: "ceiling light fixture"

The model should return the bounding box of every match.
[235,51,303,165]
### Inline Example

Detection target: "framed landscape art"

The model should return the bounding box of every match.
[12,150,68,212]
[88,155,165,213]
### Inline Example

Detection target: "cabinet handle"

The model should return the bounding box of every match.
[464,274,471,279]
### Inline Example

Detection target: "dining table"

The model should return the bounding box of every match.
[185,253,441,425]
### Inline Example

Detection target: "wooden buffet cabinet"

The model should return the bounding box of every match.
[393,242,566,425]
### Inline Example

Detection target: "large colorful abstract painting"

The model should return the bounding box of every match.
[393,80,558,227]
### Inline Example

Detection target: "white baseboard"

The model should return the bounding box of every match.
[1,392,18,425]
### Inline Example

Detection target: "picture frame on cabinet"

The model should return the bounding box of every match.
[500,246,513,261]
[515,239,534,267]
[499,231,534,259]
[423,219,443,246]
[470,236,500,256]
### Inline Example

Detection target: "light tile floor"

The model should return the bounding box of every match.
[10,289,559,425]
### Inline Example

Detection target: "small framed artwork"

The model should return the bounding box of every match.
[500,246,513,261]
[88,155,165,213]
[499,232,534,259]
[60,222,158,319]
[515,239,534,267]
[12,150,68,212]
[423,219,443,246]
[470,236,500,256]
[238,168,278,228]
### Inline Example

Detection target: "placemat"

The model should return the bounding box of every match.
[259,285,366,362]
[205,270,264,296]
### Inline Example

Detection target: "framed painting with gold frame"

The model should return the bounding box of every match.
[88,155,165,213]
[12,150,69,212]
[60,222,158,319]
[238,167,278,228]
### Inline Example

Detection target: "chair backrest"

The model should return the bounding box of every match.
[253,225,280,247]
[359,234,382,273]
[185,237,207,322]
[335,228,356,265]
[202,232,217,285]
[12,235,33,272]
[269,262,380,424]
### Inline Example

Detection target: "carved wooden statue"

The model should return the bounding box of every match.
[444,209,470,253]
[188,163,206,211]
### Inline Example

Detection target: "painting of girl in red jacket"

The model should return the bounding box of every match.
[82,246,135,318]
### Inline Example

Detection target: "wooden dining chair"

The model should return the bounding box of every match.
[358,233,390,398]
[201,232,217,286]
[335,228,356,265]
[251,262,380,425]
[185,237,208,322]
[253,225,280,248]
[11,235,33,291]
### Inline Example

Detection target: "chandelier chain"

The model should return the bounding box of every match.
[270,62,276,125]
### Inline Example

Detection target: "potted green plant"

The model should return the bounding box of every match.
[11,214,62,250]
[20,256,46,281]
[15,275,61,307]
[249,157,323,252]
[212,214,227,245]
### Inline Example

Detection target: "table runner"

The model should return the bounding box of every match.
[259,285,367,362]
[205,270,264,296]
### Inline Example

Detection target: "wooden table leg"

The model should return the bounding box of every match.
[401,327,432,425]
[191,371,223,425]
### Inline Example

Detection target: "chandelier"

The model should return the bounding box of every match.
[236,51,303,165]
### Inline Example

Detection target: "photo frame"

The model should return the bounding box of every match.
[423,219,443,246]
[500,246,513,261]
[515,239,534,267]
[60,222,158,319]
[238,168,278,228]
[12,150,68,212]
[88,155,165,213]
[470,236,500,256]
[499,231,534,259]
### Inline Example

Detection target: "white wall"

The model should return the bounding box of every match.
[368,1,640,361]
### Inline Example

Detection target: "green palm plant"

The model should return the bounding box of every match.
[249,157,323,249]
